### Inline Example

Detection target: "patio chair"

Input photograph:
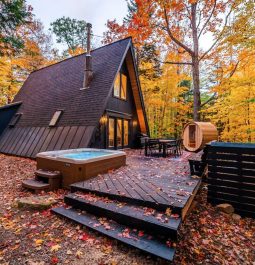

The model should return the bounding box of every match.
[146,139,160,156]
[165,139,183,157]
[176,139,183,156]
[139,135,149,154]
[189,144,209,177]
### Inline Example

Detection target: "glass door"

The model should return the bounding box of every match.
[108,118,115,148]
[123,120,129,147]
[117,119,123,147]
[108,117,129,149]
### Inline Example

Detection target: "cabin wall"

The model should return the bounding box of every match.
[91,61,140,149]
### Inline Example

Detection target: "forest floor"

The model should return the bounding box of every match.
[0,151,254,265]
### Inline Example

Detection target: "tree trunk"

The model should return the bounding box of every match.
[192,56,201,121]
[191,3,201,121]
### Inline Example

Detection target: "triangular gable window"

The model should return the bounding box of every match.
[49,110,63,127]
[9,113,22,127]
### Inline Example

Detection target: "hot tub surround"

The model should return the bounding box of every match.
[36,149,126,188]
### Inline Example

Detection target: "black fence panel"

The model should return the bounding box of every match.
[207,142,255,218]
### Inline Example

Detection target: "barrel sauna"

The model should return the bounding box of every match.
[182,122,218,152]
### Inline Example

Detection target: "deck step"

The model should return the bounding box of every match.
[65,193,181,240]
[35,169,61,179]
[52,206,175,261]
[22,179,50,190]
[70,182,183,214]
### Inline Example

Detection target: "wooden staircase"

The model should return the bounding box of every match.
[22,169,62,192]
[52,190,182,261]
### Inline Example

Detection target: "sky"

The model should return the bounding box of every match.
[26,0,212,51]
[26,0,128,49]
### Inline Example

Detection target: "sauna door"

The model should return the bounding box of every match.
[189,124,196,148]
[108,117,129,149]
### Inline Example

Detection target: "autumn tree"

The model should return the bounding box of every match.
[205,50,255,142]
[0,0,32,55]
[50,17,89,56]
[0,20,54,105]
[202,0,255,142]
[105,0,241,121]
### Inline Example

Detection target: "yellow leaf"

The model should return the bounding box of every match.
[35,239,43,246]
[165,207,172,217]
[51,244,61,252]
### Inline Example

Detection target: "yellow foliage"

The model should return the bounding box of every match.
[205,50,255,142]
[140,54,192,138]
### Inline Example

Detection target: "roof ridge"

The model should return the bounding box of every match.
[31,37,132,74]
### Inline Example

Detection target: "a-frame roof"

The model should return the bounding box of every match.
[0,37,149,158]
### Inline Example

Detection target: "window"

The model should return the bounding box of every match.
[123,120,129,146]
[120,74,127,100]
[9,113,22,127]
[113,72,127,100]
[113,73,121,98]
[108,118,115,148]
[108,117,129,149]
[49,110,62,127]
[117,119,122,147]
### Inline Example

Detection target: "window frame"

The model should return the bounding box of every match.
[113,72,127,101]
[9,113,22,127]
[49,110,63,127]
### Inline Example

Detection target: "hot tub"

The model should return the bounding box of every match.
[36,148,126,188]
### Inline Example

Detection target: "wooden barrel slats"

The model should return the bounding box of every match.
[182,122,218,152]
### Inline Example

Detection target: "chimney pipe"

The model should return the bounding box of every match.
[82,23,93,89]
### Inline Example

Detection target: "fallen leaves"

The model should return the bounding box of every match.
[165,207,172,216]
[0,151,255,265]
[35,239,44,246]
[50,244,61,252]
[75,250,83,258]
[51,256,59,264]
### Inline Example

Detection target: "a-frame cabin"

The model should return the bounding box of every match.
[0,37,149,158]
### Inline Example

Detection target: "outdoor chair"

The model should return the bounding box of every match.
[189,144,209,177]
[139,135,149,154]
[176,139,183,156]
[146,139,160,156]
[166,140,178,157]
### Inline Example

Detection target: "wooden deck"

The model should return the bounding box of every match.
[71,150,201,219]
[53,150,201,261]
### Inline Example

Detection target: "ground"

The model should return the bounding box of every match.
[0,152,254,265]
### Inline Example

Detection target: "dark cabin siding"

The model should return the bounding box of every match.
[91,61,140,149]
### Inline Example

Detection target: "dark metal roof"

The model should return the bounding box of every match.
[0,101,22,111]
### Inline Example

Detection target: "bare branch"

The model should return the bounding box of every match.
[201,93,217,108]
[199,5,234,61]
[161,61,193,65]
[196,7,203,30]
[198,0,217,39]
[229,61,239,78]
[162,2,194,56]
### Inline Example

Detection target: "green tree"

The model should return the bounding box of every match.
[50,17,88,54]
[0,0,32,55]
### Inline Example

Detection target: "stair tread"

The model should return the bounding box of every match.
[66,193,181,232]
[52,206,175,261]
[22,179,50,189]
[70,183,183,213]
[35,169,61,179]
